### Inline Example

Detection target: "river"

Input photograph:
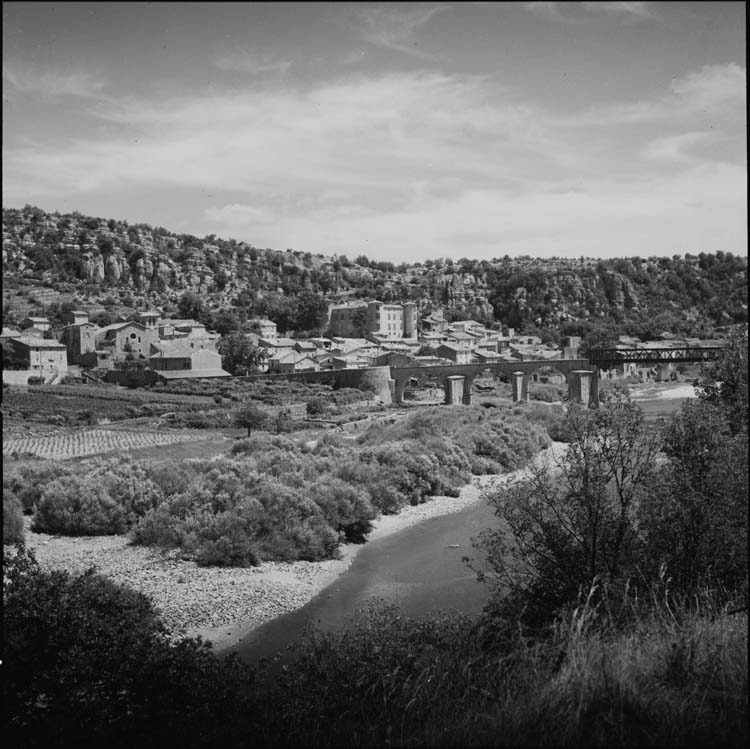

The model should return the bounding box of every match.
[226,383,695,669]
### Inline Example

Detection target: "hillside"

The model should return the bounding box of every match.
[3,204,747,337]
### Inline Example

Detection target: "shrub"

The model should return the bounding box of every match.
[305,397,329,416]
[33,475,127,535]
[306,476,376,542]
[99,464,165,526]
[142,460,197,498]
[528,382,567,402]
[3,546,256,747]
[4,462,75,513]
[132,469,339,565]
[3,489,25,545]
[230,434,298,456]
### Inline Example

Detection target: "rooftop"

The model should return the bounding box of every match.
[155,369,231,380]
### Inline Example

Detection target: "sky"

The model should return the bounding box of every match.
[2,2,746,263]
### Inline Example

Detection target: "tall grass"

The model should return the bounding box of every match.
[255,587,747,746]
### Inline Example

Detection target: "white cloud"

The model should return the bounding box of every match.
[214,50,293,75]
[669,62,746,107]
[201,162,746,261]
[3,63,745,259]
[580,2,653,22]
[642,131,718,163]
[572,63,746,126]
[204,203,272,226]
[518,1,653,24]
[340,4,452,60]
[2,63,107,98]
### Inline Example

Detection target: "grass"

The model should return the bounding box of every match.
[255,590,747,747]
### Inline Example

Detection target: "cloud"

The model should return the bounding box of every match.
[341,4,452,60]
[2,63,107,98]
[519,1,653,24]
[642,131,718,163]
[670,63,747,107]
[214,50,293,75]
[200,162,746,262]
[571,63,746,126]
[520,2,588,24]
[3,63,745,259]
[204,203,271,226]
[580,2,653,22]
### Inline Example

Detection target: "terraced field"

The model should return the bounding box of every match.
[3,427,209,460]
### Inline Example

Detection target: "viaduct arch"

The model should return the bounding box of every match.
[389,359,597,407]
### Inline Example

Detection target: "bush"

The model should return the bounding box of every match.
[306,476,376,542]
[3,546,256,747]
[33,474,127,535]
[132,468,338,565]
[305,397,329,416]
[142,460,197,498]
[3,490,25,545]
[230,434,298,456]
[4,462,75,513]
[527,382,567,402]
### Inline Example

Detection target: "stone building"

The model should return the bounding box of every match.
[59,322,98,364]
[3,335,68,383]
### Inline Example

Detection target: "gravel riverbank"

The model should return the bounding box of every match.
[24,442,568,650]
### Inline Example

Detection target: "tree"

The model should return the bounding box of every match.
[639,399,747,592]
[177,291,207,323]
[211,309,241,338]
[3,546,255,747]
[291,292,329,334]
[696,327,748,434]
[579,322,622,357]
[473,385,661,631]
[232,402,270,436]
[217,333,265,376]
[639,329,748,593]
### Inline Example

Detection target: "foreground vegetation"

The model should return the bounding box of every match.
[4,330,747,746]
[5,549,746,748]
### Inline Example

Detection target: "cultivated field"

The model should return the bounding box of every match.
[3,427,210,460]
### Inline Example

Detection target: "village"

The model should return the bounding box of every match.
[1,297,717,389]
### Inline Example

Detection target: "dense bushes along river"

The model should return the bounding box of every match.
[4,402,559,563]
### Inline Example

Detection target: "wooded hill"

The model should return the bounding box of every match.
[3,204,747,338]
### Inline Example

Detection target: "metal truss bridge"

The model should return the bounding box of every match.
[588,345,726,368]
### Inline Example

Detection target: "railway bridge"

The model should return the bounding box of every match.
[588,345,726,367]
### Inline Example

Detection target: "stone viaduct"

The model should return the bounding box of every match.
[389,359,598,406]
[243,359,600,407]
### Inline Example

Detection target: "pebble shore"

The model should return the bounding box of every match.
[24,442,568,649]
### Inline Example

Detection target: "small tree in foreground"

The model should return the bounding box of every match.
[232,402,270,437]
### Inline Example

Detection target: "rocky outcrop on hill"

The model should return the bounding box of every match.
[2,205,747,333]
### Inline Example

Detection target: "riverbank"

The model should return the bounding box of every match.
[24,441,568,652]
[628,382,698,401]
